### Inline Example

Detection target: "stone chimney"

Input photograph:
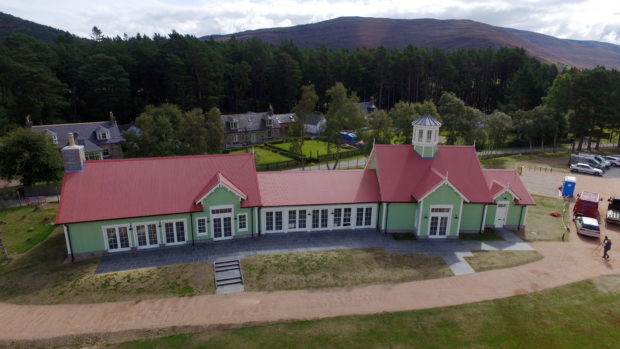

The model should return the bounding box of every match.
[267,104,274,116]
[61,133,86,172]
[25,115,32,128]
[109,111,116,124]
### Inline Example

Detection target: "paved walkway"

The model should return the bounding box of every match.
[0,229,615,342]
[96,229,532,276]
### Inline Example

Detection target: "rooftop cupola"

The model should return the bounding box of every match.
[412,113,441,159]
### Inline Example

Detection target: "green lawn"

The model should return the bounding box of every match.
[0,227,215,304]
[114,275,620,348]
[520,194,568,241]
[0,203,57,254]
[273,140,350,157]
[480,150,571,171]
[459,228,504,241]
[241,248,452,291]
[230,147,293,165]
[465,250,543,272]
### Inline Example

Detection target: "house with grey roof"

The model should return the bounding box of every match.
[304,114,326,135]
[29,113,124,159]
[358,101,378,115]
[221,107,293,148]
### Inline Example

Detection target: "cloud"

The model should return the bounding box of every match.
[2,0,620,44]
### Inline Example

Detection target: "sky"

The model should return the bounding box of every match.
[3,0,620,45]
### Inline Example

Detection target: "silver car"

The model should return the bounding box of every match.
[570,163,603,176]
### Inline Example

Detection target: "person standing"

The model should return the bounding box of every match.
[602,236,612,260]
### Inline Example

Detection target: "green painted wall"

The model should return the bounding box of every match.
[386,202,418,231]
[418,183,462,237]
[68,186,255,254]
[460,204,485,231]
[199,186,254,238]
[507,203,524,226]
[68,212,192,254]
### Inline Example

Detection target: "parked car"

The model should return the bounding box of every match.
[570,163,603,176]
[606,197,620,225]
[604,156,620,167]
[578,153,611,168]
[575,216,601,238]
[569,154,606,171]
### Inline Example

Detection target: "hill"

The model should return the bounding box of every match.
[0,12,71,42]
[207,17,620,69]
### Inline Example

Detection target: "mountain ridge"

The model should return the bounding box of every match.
[206,16,620,69]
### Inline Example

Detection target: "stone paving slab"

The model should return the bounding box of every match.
[96,228,533,274]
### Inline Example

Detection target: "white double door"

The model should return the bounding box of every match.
[212,213,233,240]
[428,206,451,238]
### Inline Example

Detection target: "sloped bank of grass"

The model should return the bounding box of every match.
[465,250,543,272]
[113,275,620,348]
[0,228,215,304]
[241,248,452,291]
[0,203,57,254]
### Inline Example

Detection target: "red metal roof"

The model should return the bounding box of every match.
[373,145,495,203]
[483,169,536,205]
[257,170,381,207]
[56,153,261,224]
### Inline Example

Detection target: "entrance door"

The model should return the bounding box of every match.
[211,206,233,240]
[104,225,131,252]
[494,202,509,228]
[212,216,233,240]
[134,223,159,249]
[428,206,451,238]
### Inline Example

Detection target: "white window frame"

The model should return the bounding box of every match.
[428,204,452,238]
[237,213,248,232]
[262,204,377,233]
[210,204,234,241]
[233,134,239,143]
[97,131,110,141]
[132,221,160,249]
[51,135,58,145]
[161,219,188,245]
[102,148,110,158]
[101,224,132,252]
[231,120,239,129]
[266,118,273,127]
[195,216,208,236]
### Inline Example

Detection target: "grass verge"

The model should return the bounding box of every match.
[464,250,543,272]
[241,248,452,291]
[273,139,350,157]
[480,150,570,171]
[520,194,568,241]
[112,275,620,348]
[0,203,57,254]
[0,229,215,304]
[459,228,504,241]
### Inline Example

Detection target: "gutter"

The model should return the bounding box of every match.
[63,224,74,262]
[189,212,195,246]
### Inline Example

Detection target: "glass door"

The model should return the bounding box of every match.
[105,226,131,252]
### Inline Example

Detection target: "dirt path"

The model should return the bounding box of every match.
[0,230,616,342]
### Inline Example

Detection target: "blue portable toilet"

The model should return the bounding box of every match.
[562,176,576,197]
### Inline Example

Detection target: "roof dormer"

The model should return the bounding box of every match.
[412,113,441,159]
[96,126,110,141]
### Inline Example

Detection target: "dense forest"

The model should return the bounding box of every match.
[0,29,556,127]
[0,29,619,153]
